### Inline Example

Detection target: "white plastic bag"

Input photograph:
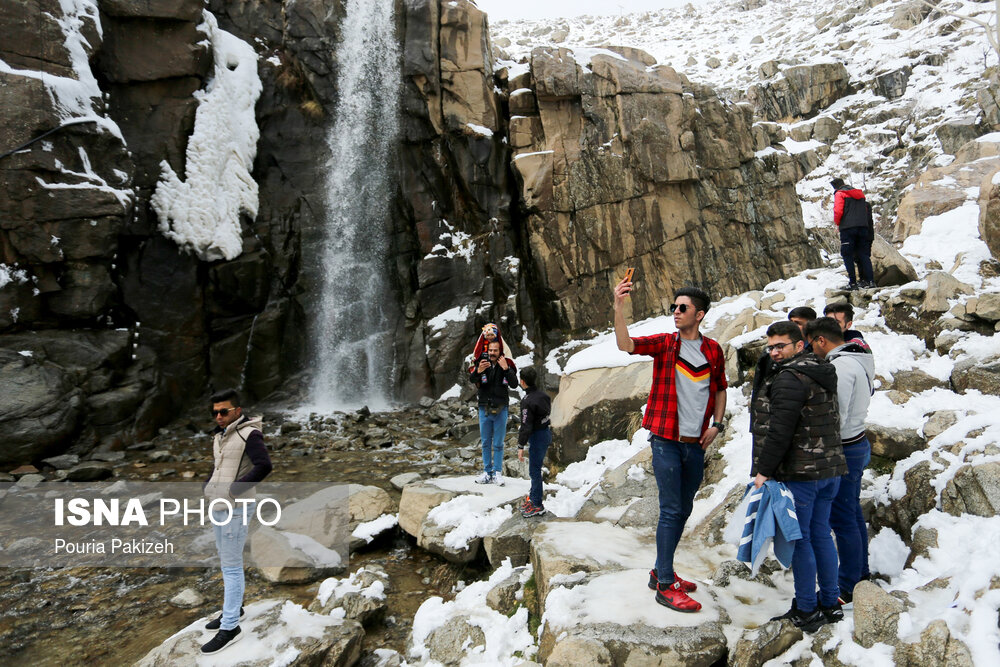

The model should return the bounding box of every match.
[722,484,753,547]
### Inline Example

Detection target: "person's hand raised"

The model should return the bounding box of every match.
[613,276,632,310]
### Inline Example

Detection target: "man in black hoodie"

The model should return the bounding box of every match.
[470,340,518,485]
[750,322,846,633]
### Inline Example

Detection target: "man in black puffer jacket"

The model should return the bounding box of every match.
[750,321,846,634]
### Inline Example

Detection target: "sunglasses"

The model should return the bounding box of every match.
[766,342,794,353]
[669,303,691,314]
[211,408,237,417]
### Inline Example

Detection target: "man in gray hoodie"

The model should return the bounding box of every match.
[806,318,875,604]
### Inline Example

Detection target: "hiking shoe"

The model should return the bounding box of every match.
[846,282,859,291]
[654,581,701,612]
[838,588,853,606]
[520,495,531,510]
[648,569,697,592]
[790,608,827,633]
[205,607,245,630]
[860,280,876,289]
[492,473,505,486]
[200,626,243,654]
[521,503,545,518]
[821,602,844,623]
[474,472,492,484]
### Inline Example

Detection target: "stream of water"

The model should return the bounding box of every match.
[311,0,402,412]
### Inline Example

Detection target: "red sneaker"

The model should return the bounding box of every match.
[655,581,702,612]
[647,569,697,593]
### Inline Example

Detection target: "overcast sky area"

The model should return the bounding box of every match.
[474,0,705,21]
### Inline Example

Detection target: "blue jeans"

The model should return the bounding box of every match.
[212,501,254,630]
[650,436,704,583]
[785,478,841,612]
[478,406,508,475]
[840,226,874,285]
[528,428,551,507]
[830,438,871,592]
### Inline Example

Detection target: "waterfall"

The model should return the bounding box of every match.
[311,0,401,411]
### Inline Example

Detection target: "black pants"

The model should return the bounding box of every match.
[840,226,874,285]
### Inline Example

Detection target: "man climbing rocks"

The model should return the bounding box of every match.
[831,177,875,290]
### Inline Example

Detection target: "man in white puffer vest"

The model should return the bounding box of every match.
[201,389,272,655]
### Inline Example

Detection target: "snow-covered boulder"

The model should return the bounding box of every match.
[951,354,1000,397]
[942,461,1000,518]
[135,600,363,667]
[309,566,389,626]
[852,581,908,649]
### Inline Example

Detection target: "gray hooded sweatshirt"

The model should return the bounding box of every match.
[827,342,875,443]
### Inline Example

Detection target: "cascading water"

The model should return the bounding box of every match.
[311,0,401,411]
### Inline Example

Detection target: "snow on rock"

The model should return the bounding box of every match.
[350,513,398,544]
[408,559,536,665]
[150,11,262,262]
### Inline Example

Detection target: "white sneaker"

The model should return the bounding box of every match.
[474,472,492,484]
[492,474,505,486]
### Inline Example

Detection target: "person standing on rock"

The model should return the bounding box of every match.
[201,389,272,655]
[470,339,517,486]
[806,317,875,604]
[517,367,551,518]
[613,280,728,613]
[750,321,846,633]
[831,177,875,290]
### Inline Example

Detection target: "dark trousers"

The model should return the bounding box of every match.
[840,226,874,285]
[650,435,704,583]
[830,438,871,592]
[527,428,551,508]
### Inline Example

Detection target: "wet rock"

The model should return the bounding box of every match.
[852,581,905,648]
[730,620,802,667]
[425,616,487,664]
[135,599,364,666]
[868,423,925,460]
[0,349,82,466]
[41,454,79,470]
[951,354,1000,397]
[169,588,204,609]
[66,462,113,481]
[550,363,651,464]
[391,472,423,490]
[942,461,1000,517]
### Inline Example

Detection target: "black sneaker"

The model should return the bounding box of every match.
[846,282,859,291]
[206,606,245,630]
[821,602,844,623]
[790,608,827,633]
[200,626,243,654]
[860,280,876,289]
[838,588,853,605]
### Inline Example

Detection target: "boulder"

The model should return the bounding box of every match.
[890,1,934,30]
[871,66,911,100]
[936,118,982,156]
[852,581,906,648]
[972,293,1000,322]
[922,272,974,313]
[746,62,852,121]
[309,566,389,626]
[65,462,114,481]
[485,569,524,615]
[980,165,1000,260]
[425,616,487,665]
[941,461,1000,517]
[483,513,541,567]
[921,410,959,440]
[545,637,612,666]
[251,525,346,584]
[391,472,422,490]
[711,559,776,588]
[867,423,925,460]
[539,570,729,665]
[0,349,82,465]
[951,354,1000,396]
[550,363,651,464]
[871,234,918,286]
[730,620,803,667]
[872,461,938,539]
[101,0,204,20]
[168,588,204,609]
[906,525,938,568]
[348,484,397,533]
[902,619,974,666]
[576,446,655,523]
[979,73,1000,131]
[135,600,364,666]
[398,482,458,538]
[41,454,80,470]
[895,156,1000,241]
[892,369,947,394]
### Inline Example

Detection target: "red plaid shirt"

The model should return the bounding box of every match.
[631,332,728,441]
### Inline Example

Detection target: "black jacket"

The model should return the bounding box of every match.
[469,359,517,408]
[750,352,846,481]
[517,387,551,446]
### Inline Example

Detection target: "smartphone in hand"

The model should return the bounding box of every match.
[623,267,635,283]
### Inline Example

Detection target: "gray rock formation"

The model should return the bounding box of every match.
[747,63,852,121]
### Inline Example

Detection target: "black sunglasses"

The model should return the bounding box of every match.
[669,303,690,314]
[211,408,236,417]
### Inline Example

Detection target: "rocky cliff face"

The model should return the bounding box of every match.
[0,0,822,464]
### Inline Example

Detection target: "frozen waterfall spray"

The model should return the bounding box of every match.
[312,0,401,410]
